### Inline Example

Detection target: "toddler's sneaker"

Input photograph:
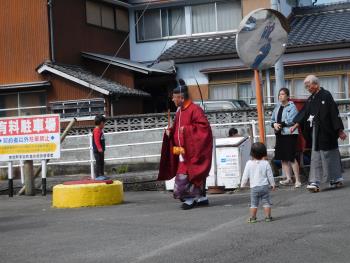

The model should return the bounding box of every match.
[248,217,257,223]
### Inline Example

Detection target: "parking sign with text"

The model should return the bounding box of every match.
[0,115,60,161]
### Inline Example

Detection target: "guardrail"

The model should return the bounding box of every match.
[3,113,350,191]
[65,100,350,135]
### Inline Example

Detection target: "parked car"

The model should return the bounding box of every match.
[193,100,251,111]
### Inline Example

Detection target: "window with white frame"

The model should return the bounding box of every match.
[210,83,238,100]
[320,76,343,100]
[209,82,277,105]
[136,1,241,41]
[50,98,105,119]
[217,1,241,31]
[162,7,186,37]
[209,82,256,105]
[137,7,185,41]
[0,91,47,117]
[86,0,129,32]
[238,83,255,105]
[137,9,161,40]
[272,76,346,101]
[191,3,216,34]
[192,1,241,34]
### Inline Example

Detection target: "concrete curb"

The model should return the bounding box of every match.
[0,170,164,195]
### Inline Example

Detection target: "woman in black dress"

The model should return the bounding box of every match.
[271,88,301,188]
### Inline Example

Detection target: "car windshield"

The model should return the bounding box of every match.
[235,100,249,107]
[194,100,249,110]
[205,102,235,111]
[231,101,241,108]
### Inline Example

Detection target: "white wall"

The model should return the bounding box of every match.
[278,0,313,17]
[176,59,245,85]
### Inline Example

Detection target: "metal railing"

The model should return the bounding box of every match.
[64,100,350,135]
[3,113,350,188]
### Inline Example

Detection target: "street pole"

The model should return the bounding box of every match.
[254,70,266,143]
[266,70,272,105]
[41,160,47,196]
[24,160,35,196]
[8,162,13,197]
[271,0,286,93]
[275,58,285,90]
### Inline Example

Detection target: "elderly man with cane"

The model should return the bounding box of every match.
[291,75,347,192]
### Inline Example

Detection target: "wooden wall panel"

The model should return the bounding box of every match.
[83,60,135,89]
[188,84,209,100]
[46,73,144,117]
[47,76,102,102]
[0,0,50,85]
[53,0,130,65]
[113,97,143,115]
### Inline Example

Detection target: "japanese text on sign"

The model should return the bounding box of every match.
[0,115,60,161]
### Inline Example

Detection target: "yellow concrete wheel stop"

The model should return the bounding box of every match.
[52,181,123,208]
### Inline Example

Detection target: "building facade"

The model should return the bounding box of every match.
[0,0,51,118]
[1,0,349,120]
[129,0,350,105]
[0,0,171,123]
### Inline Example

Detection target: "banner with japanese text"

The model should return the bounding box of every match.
[0,115,60,161]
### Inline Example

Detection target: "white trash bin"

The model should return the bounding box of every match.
[165,136,251,191]
[207,137,251,189]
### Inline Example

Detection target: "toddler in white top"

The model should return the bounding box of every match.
[241,142,276,223]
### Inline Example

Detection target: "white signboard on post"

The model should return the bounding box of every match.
[0,114,60,161]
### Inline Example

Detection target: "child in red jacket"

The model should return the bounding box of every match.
[93,115,107,180]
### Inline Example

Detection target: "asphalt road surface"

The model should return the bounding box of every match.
[1,173,350,263]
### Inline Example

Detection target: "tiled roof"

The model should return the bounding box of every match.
[159,2,350,62]
[159,34,236,61]
[288,2,350,48]
[37,63,150,97]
